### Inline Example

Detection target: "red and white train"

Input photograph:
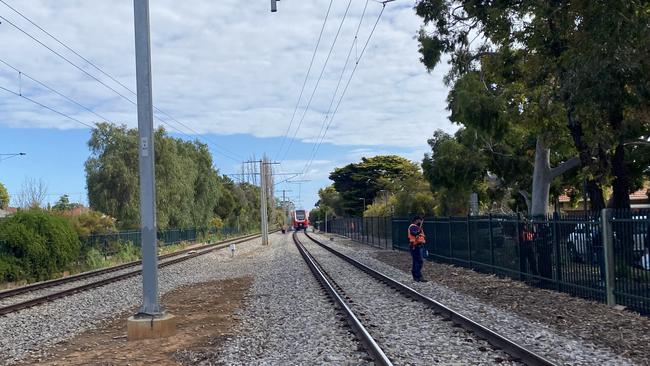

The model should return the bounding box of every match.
[292,209,310,231]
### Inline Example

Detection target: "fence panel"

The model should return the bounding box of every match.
[325,212,650,314]
[611,209,650,313]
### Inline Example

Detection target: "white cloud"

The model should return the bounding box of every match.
[0,0,454,147]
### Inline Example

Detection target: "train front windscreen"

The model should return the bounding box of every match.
[295,210,306,220]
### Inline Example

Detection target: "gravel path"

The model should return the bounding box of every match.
[311,232,636,366]
[190,232,369,365]
[301,233,518,365]
[0,234,267,365]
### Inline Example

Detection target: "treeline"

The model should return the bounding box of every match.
[86,123,261,231]
[310,155,436,222]
[412,0,649,216]
[316,3,650,219]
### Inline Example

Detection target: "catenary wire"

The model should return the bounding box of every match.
[279,0,353,163]
[302,0,370,175]
[0,58,110,122]
[0,5,243,162]
[0,85,95,128]
[302,2,385,176]
[274,0,335,160]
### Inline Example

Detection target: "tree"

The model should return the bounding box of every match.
[422,130,486,215]
[52,195,79,212]
[15,178,48,209]
[0,182,8,209]
[85,123,222,230]
[414,0,649,214]
[329,155,421,215]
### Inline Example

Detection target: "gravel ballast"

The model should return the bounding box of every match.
[310,232,637,366]
[0,234,267,365]
[196,232,369,365]
[1,232,368,365]
[301,233,519,365]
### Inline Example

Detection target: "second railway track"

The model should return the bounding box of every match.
[294,231,557,366]
[0,232,263,316]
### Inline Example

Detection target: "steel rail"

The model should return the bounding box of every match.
[0,233,260,300]
[304,231,558,366]
[0,232,268,316]
[292,232,393,366]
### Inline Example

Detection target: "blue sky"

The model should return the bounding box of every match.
[0,0,454,210]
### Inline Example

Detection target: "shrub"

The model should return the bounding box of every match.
[84,248,107,269]
[0,210,81,281]
[64,210,117,237]
[113,241,140,263]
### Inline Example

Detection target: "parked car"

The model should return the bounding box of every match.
[631,215,648,252]
[567,222,599,263]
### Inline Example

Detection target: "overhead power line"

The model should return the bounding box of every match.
[302,1,386,176]
[0,2,243,162]
[0,85,95,128]
[274,0,335,160]
[279,0,353,162]
[0,58,110,122]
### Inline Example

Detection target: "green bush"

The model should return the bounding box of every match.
[113,241,139,263]
[84,248,107,269]
[0,253,25,282]
[0,210,81,281]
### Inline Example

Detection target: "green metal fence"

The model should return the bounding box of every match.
[82,226,245,255]
[322,216,392,249]
[328,211,650,315]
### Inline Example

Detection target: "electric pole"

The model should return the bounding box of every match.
[260,158,269,245]
[127,0,174,340]
[134,0,159,316]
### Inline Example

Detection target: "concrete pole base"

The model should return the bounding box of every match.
[127,312,176,341]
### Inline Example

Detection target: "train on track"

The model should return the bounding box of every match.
[292,209,309,231]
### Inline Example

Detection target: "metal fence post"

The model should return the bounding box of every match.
[601,209,616,307]
[448,216,453,264]
[552,212,562,291]
[488,213,495,273]
[466,215,472,268]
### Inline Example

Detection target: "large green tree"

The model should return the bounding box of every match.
[85,123,222,230]
[329,155,421,215]
[415,0,650,213]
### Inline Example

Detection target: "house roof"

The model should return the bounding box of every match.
[559,188,649,203]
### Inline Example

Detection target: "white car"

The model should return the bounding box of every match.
[567,223,598,263]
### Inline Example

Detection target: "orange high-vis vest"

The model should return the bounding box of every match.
[408,224,426,247]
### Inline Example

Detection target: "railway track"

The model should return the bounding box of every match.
[294,231,558,366]
[0,232,263,316]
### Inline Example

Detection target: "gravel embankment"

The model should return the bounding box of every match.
[186,232,369,365]
[301,233,518,365]
[0,240,239,308]
[0,235,267,365]
[310,232,636,366]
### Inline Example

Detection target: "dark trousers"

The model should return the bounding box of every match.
[519,241,538,276]
[410,245,424,280]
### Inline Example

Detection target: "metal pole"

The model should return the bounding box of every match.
[282,190,286,228]
[325,209,328,233]
[260,159,269,245]
[133,0,160,315]
[601,209,616,307]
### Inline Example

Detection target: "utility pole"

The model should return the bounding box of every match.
[281,189,292,228]
[253,157,280,245]
[324,207,328,233]
[260,158,269,245]
[127,0,174,340]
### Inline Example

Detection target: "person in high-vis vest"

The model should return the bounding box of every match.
[408,216,428,282]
